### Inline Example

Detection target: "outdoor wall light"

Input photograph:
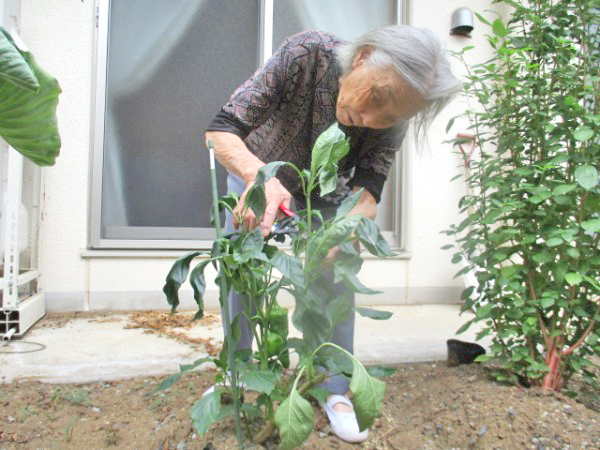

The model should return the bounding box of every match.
[450,7,474,37]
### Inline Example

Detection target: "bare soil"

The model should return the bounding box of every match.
[1,313,599,450]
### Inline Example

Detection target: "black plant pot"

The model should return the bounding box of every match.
[446,339,486,367]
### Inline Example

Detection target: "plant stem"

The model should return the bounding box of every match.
[208,141,244,449]
[305,181,314,236]
[298,372,327,396]
[562,301,600,356]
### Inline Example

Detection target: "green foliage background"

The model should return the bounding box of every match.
[446,0,599,388]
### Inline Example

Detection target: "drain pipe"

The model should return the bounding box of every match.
[2,327,17,341]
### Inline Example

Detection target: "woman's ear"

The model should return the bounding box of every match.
[351,47,373,69]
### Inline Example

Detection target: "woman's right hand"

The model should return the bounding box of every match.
[233,175,292,238]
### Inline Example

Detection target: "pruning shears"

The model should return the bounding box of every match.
[270,204,300,237]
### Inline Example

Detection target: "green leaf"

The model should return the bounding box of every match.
[306,387,329,404]
[574,165,598,190]
[454,266,472,278]
[475,302,494,319]
[528,195,544,204]
[583,275,600,291]
[274,387,314,450]
[355,218,394,257]
[540,297,555,308]
[562,229,578,243]
[240,228,265,253]
[318,166,338,196]
[153,372,183,393]
[573,126,594,142]
[532,251,553,264]
[254,161,288,186]
[552,184,576,196]
[310,122,347,175]
[342,273,381,295]
[565,273,583,286]
[189,259,213,319]
[317,345,354,375]
[333,251,363,283]
[329,138,351,164]
[455,318,475,335]
[475,12,491,26]
[179,356,214,372]
[292,298,331,350]
[502,0,522,9]
[366,366,396,378]
[218,191,240,216]
[582,218,600,233]
[305,215,362,273]
[245,184,266,219]
[240,370,279,395]
[355,307,392,320]
[335,189,362,219]
[0,27,39,90]
[546,237,563,247]
[492,19,508,37]
[270,250,305,287]
[326,292,353,326]
[190,390,222,435]
[163,252,202,312]
[513,167,533,176]
[0,27,61,166]
[314,127,350,197]
[553,195,572,206]
[349,358,385,431]
[212,404,234,421]
[152,357,213,394]
[500,265,520,278]
[446,116,456,133]
[461,286,475,301]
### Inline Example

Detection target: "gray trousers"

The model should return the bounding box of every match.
[223,174,354,395]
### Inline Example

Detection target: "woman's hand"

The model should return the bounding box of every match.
[234,176,292,237]
[205,131,293,237]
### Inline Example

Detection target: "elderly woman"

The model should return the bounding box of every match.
[205,25,460,443]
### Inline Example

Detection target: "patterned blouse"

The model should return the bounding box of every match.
[207,30,406,205]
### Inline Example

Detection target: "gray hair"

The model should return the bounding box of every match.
[336,25,462,140]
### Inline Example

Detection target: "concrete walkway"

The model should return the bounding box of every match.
[0,304,490,384]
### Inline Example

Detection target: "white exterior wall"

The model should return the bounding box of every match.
[18,0,498,311]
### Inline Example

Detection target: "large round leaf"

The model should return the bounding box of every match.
[0,27,61,166]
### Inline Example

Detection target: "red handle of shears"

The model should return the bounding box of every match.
[278,204,297,219]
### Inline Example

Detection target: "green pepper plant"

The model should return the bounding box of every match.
[444,0,599,391]
[162,123,394,448]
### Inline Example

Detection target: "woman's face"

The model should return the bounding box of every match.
[336,51,425,129]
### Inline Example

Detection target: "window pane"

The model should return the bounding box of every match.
[101,0,259,238]
[273,0,399,231]
[273,0,397,47]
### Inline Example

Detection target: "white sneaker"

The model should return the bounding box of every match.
[322,394,369,443]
